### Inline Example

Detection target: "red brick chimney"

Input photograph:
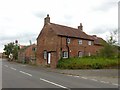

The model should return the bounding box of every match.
[78,23,83,31]
[44,14,50,25]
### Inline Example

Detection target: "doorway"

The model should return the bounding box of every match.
[47,53,51,64]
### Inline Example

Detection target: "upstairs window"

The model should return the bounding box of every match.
[43,50,47,59]
[63,51,68,58]
[67,38,70,44]
[88,41,92,45]
[32,47,36,51]
[78,39,82,45]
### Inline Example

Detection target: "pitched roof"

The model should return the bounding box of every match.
[91,35,105,45]
[19,44,36,52]
[48,23,93,40]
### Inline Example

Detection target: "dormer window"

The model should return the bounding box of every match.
[67,38,70,44]
[78,39,82,45]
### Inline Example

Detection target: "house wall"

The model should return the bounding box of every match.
[57,36,102,58]
[18,44,36,63]
[36,25,58,68]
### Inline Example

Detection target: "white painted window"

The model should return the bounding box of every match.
[43,50,47,59]
[67,38,70,44]
[63,51,68,58]
[88,52,91,56]
[88,41,92,45]
[78,51,83,57]
[78,39,82,45]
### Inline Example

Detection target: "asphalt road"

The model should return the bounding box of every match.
[1,58,119,89]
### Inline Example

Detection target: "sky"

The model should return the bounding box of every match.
[0,0,119,52]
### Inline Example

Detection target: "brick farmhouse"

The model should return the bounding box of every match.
[36,14,104,68]
[18,44,36,63]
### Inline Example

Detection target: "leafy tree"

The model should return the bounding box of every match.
[100,30,118,58]
[4,42,20,59]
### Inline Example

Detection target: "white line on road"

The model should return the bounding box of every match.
[81,77,87,79]
[21,65,27,67]
[19,71,32,77]
[4,65,8,67]
[90,79,98,82]
[40,78,68,89]
[112,83,118,86]
[10,67,16,70]
[74,76,79,78]
[100,81,109,84]
[67,75,72,76]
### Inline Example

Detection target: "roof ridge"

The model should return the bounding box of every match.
[49,23,93,40]
[50,23,78,30]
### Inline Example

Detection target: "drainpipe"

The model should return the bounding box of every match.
[66,37,70,58]
[84,46,86,56]
[60,36,62,59]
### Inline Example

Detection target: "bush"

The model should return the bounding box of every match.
[57,57,118,69]
[91,63,103,69]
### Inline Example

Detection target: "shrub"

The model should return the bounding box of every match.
[57,57,118,69]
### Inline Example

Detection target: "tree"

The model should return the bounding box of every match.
[100,30,118,58]
[4,42,20,60]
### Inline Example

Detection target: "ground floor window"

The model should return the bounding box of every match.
[63,51,68,58]
[88,52,91,56]
[43,50,47,59]
[78,51,83,57]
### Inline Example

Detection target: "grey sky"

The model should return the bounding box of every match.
[0,0,119,52]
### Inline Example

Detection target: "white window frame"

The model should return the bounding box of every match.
[67,38,70,44]
[88,52,91,56]
[88,41,92,45]
[43,50,47,59]
[78,51,83,57]
[63,51,68,58]
[78,39,82,45]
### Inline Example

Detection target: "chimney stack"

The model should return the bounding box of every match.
[78,23,83,31]
[44,14,50,25]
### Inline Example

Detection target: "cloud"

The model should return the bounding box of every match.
[90,26,117,35]
[92,0,118,12]
[33,11,47,19]
[0,0,118,52]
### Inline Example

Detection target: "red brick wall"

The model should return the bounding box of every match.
[37,25,103,68]
[36,25,58,67]
[18,44,36,63]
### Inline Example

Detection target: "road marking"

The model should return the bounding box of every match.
[67,75,72,76]
[21,65,27,67]
[90,79,98,82]
[4,65,8,67]
[81,77,87,79]
[19,71,32,77]
[40,78,67,89]
[74,76,79,78]
[112,83,118,86]
[10,67,16,70]
[100,81,109,84]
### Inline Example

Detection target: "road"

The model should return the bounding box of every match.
[2,58,119,89]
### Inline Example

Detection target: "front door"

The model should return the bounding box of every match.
[48,53,51,64]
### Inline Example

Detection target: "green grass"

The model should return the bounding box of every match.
[57,56,119,69]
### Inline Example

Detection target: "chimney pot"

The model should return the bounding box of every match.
[78,23,83,31]
[44,14,50,25]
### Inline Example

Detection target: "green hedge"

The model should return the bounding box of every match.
[57,57,119,69]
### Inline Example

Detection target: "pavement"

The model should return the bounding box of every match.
[36,65,119,84]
